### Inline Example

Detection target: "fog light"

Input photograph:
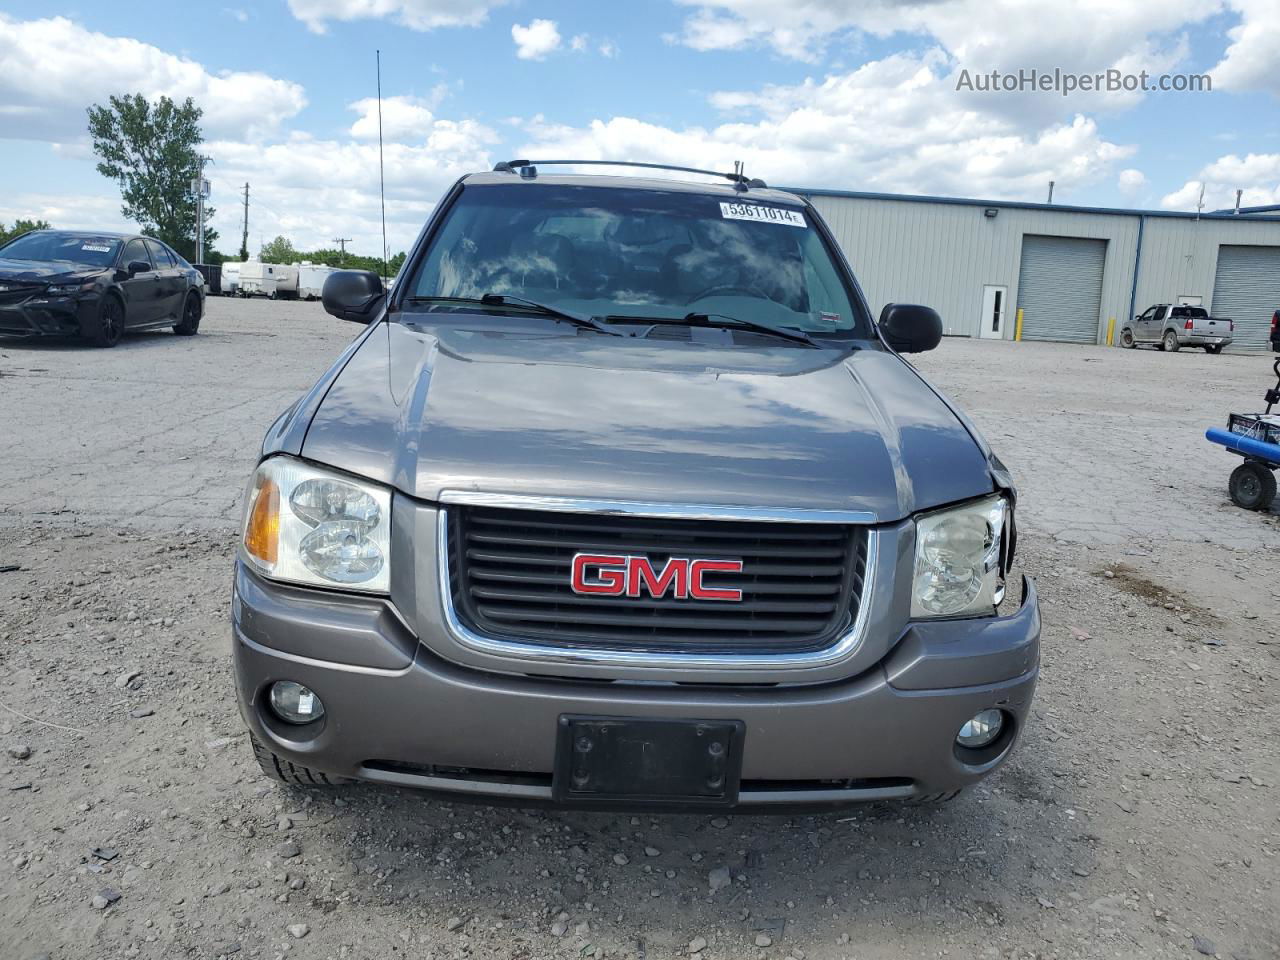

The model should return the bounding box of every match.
[956,709,1004,749]
[269,681,324,724]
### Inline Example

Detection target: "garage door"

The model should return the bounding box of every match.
[1015,235,1107,343]
[1210,245,1280,350]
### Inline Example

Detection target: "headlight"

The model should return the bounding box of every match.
[45,280,95,296]
[911,495,1007,618]
[240,456,392,593]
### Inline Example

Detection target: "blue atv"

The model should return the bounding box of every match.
[1207,358,1280,511]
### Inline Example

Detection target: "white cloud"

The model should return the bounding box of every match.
[519,51,1133,201]
[286,0,507,33]
[1118,168,1146,194]
[1161,153,1280,211]
[663,0,1233,138]
[348,95,438,140]
[1212,0,1280,96]
[223,8,250,22]
[599,40,618,58]
[512,19,562,60]
[0,14,306,142]
[204,116,499,254]
[571,33,589,52]
[0,192,131,233]
[673,0,1219,67]
[0,14,497,258]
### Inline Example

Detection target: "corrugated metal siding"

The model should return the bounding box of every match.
[803,192,1280,344]
[1015,236,1107,343]
[805,194,1135,340]
[1210,245,1280,350]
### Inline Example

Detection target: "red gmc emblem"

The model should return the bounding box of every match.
[570,553,745,602]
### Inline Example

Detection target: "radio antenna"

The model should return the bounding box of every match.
[376,49,388,281]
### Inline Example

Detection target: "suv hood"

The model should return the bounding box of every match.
[300,319,994,522]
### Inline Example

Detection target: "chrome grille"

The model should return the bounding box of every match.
[447,505,867,654]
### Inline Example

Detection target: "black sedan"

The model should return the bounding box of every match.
[0,230,205,347]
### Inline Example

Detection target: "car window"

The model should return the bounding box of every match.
[146,240,175,268]
[1171,306,1207,319]
[1153,306,1167,322]
[0,232,122,267]
[404,184,869,336]
[122,239,152,270]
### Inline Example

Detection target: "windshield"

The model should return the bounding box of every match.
[404,184,868,336]
[0,232,122,268]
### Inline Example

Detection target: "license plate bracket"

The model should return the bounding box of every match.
[553,716,745,806]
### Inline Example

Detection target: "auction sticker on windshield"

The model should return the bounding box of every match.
[719,202,807,228]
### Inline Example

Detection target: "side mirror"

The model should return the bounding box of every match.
[322,270,385,324]
[878,303,943,353]
[127,260,150,276]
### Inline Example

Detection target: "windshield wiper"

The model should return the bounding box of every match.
[403,294,623,337]
[602,311,822,348]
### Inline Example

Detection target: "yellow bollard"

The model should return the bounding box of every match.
[1014,308,1024,341]
[1106,317,1115,346]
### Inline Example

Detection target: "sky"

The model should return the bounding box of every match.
[1,0,1278,259]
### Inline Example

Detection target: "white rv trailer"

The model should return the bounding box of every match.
[237,261,277,298]
[238,262,300,299]
[220,261,242,296]
[297,263,336,300]
[272,264,300,299]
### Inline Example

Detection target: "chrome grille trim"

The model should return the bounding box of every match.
[436,505,878,672]
[438,490,877,525]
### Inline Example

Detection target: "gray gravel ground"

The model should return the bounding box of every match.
[1,298,1277,960]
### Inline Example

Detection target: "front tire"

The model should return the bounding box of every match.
[86,294,125,348]
[173,293,201,336]
[1163,331,1180,352]
[1119,328,1135,348]
[1229,462,1277,511]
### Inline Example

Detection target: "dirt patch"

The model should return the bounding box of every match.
[1094,562,1220,624]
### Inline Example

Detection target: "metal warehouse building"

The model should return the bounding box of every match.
[793,188,1280,350]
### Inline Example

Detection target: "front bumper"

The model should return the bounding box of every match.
[0,294,96,338]
[231,562,1041,808]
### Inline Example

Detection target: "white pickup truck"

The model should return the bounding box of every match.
[1120,303,1233,354]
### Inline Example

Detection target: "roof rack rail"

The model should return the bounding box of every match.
[491,159,767,190]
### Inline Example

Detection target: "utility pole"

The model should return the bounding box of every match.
[240,183,250,259]
[332,237,352,267]
[1046,180,1055,204]
[192,155,212,263]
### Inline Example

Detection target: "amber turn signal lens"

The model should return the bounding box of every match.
[243,476,280,568]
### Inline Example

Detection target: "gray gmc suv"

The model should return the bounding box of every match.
[232,161,1040,809]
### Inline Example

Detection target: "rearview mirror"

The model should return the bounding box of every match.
[878,303,943,353]
[322,270,385,324]
[127,260,150,276]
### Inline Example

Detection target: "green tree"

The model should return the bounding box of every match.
[86,93,217,262]
[0,218,52,246]
[259,235,299,264]
[387,251,407,277]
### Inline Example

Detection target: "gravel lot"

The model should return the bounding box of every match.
[1,297,1277,960]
